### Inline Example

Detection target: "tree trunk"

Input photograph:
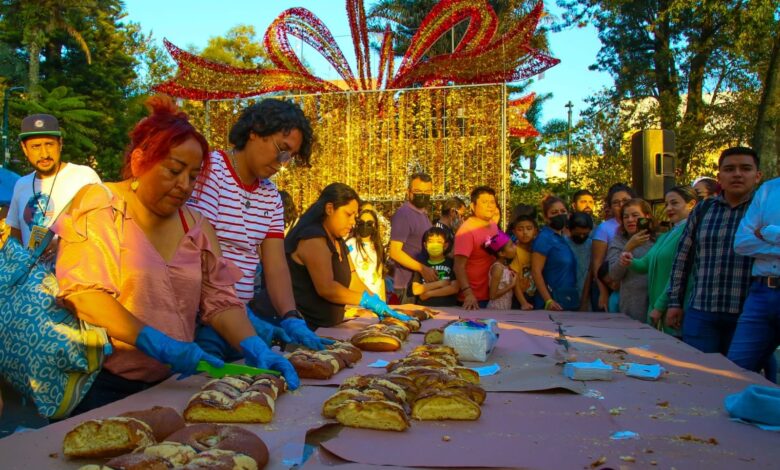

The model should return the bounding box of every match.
[27,40,41,101]
[677,50,709,176]
[676,9,718,177]
[529,155,537,183]
[752,27,780,178]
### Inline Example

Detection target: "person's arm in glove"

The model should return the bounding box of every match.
[359,292,412,321]
[135,325,224,379]
[279,310,335,350]
[246,308,291,345]
[240,336,300,390]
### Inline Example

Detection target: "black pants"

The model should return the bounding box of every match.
[70,370,159,417]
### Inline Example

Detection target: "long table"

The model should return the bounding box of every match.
[1,308,778,469]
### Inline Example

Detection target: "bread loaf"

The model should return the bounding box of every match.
[411,389,482,421]
[333,397,410,432]
[350,323,408,351]
[166,424,269,468]
[63,417,156,459]
[184,374,285,424]
[287,341,362,379]
[98,440,262,470]
[118,406,186,442]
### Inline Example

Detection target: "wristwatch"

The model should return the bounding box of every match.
[281,309,304,321]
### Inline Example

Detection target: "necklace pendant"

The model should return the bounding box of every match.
[244,200,251,209]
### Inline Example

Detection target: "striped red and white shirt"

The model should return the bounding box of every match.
[188,150,284,302]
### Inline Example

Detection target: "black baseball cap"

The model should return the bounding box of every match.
[20,114,61,139]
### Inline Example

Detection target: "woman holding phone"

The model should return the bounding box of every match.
[619,187,697,336]
[606,198,655,321]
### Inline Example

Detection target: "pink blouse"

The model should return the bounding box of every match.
[52,184,244,382]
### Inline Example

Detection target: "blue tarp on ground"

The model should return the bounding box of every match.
[0,167,20,205]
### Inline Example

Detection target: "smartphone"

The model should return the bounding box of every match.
[637,217,650,231]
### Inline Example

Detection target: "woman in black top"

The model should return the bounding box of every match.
[254,183,396,329]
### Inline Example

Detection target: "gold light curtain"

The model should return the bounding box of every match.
[186,83,507,214]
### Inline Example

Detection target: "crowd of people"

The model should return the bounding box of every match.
[1,94,778,421]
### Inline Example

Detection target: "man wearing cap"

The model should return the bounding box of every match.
[7,113,100,250]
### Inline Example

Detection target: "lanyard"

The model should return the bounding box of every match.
[31,163,61,217]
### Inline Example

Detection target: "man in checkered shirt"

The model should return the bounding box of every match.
[666,147,762,356]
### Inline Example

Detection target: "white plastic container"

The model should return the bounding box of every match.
[443,319,499,362]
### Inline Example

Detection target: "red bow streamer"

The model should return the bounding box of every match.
[155,0,558,103]
[508,93,540,138]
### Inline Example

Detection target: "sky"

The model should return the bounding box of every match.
[123,0,612,126]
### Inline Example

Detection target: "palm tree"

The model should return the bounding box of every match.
[15,0,95,100]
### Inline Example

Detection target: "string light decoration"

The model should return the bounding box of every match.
[155,0,558,209]
[186,84,507,211]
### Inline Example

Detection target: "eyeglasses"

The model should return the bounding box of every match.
[356,220,376,228]
[272,138,295,165]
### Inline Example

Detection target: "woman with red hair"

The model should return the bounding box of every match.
[52,95,298,415]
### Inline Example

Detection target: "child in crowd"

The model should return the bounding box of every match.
[347,208,386,301]
[484,231,518,310]
[509,215,537,310]
[411,227,459,306]
[597,261,620,313]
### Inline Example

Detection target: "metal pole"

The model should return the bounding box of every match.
[565,101,573,192]
[3,86,24,168]
[500,84,507,232]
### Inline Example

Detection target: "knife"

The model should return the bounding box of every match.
[196,361,281,378]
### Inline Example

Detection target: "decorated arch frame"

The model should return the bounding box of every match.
[186,82,508,216]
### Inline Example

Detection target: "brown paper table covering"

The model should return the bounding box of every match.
[1,308,778,469]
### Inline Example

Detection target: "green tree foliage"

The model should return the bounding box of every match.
[0,0,146,180]
[1,0,96,100]
[557,0,779,178]
[199,25,270,69]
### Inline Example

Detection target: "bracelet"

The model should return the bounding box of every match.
[544,299,554,309]
[281,309,304,321]
[459,286,472,294]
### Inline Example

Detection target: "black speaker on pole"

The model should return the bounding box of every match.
[631,129,676,201]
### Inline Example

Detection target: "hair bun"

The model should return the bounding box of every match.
[145,94,187,120]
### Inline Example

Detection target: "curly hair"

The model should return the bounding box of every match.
[228,99,314,166]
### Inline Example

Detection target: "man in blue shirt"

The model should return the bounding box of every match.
[729,176,780,382]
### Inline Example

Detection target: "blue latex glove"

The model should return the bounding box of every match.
[280,317,335,350]
[240,336,300,390]
[247,310,291,345]
[136,326,224,379]
[359,291,413,322]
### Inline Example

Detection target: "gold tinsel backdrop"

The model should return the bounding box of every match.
[185,83,508,213]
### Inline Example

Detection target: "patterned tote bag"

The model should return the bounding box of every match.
[0,227,111,418]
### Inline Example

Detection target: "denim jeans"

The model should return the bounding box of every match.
[682,306,739,355]
[728,281,780,383]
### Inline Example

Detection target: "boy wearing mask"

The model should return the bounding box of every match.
[509,215,537,310]
[411,227,459,306]
[566,212,595,311]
